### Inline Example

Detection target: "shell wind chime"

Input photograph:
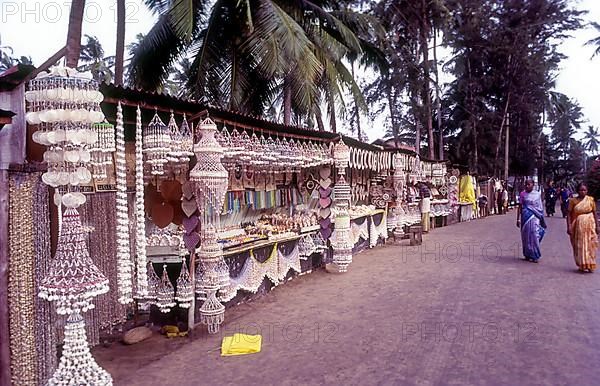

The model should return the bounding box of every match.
[38,209,112,386]
[166,112,194,179]
[331,140,353,272]
[143,111,171,176]
[391,153,407,239]
[189,117,230,333]
[26,66,105,208]
[89,122,116,180]
[28,66,113,385]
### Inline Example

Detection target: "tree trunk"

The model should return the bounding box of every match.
[283,77,292,125]
[493,93,511,177]
[328,96,337,133]
[351,61,362,140]
[114,0,125,85]
[473,119,479,174]
[433,28,443,160]
[415,112,421,156]
[467,54,477,172]
[387,88,400,148]
[65,0,86,68]
[315,106,325,132]
[420,0,434,159]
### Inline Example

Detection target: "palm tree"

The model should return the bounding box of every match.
[583,125,600,155]
[585,22,600,58]
[0,36,33,71]
[65,0,86,67]
[115,0,126,85]
[78,35,114,83]
[0,38,15,71]
[129,1,377,127]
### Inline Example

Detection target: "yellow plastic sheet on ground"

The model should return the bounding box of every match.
[221,334,262,356]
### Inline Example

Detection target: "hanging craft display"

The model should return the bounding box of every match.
[39,208,109,313]
[190,117,230,333]
[26,66,105,207]
[134,106,148,299]
[145,262,160,305]
[331,139,353,272]
[221,241,307,302]
[175,258,194,308]
[89,122,116,180]
[142,111,171,176]
[369,214,389,248]
[8,174,40,385]
[156,264,176,313]
[217,127,332,172]
[115,102,133,304]
[166,112,194,179]
[47,312,113,386]
[38,208,112,385]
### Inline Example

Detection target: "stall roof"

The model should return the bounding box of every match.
[100,83,387,151]
[0,64,35,92]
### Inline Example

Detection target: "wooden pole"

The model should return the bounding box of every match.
[504,113,510,183]
[188,252,195,330]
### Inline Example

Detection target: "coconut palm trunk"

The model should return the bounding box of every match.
[65,0,86,68]
[114,0,125,85]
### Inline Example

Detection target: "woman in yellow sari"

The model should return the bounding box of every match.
[567,183,599,273]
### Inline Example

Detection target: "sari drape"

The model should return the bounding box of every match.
[520,190,546,261]
[569,196,598,271]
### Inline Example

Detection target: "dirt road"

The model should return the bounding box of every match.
[96,212,600,386]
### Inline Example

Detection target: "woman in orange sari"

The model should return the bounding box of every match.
[567,183,599,273]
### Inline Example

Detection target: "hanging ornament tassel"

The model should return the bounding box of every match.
[190,117,230,333]
[331,143,353,272]
[199,289,225,334]
[39,208,109,314]
[175,258,194,308]
[47,311,113,386]
[115,102,134,304]
[135,105,149,299]
[156,265,175,313]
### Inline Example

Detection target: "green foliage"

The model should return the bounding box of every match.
[0,35,33,72]
[78,35,115,84]
[586,158,600,200]
[583,126,600,155]
[129,0,380,124]
[442,0,584,177]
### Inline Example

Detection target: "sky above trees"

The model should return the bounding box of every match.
[0,0,599,144]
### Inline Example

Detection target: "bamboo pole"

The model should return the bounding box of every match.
[504,114,510,183]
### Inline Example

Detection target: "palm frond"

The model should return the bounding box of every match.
[128,14,188,90]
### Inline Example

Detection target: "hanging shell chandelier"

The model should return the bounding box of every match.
[46,312,112,386]
[89,122,116,180]
[189,117,230,333]
[175,257,194,308]
[39,208,113,385]
[39,208,109,314]
[26,66,105,208]
[142,111,171,176]
[156,264,176,313]
[331,139,353,272]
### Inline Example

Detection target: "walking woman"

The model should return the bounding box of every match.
[516,179,547,262]
[567,183,599,273]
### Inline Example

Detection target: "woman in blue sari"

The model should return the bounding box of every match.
[516,179,547,262]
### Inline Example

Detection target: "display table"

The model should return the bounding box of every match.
[332,209,388,253]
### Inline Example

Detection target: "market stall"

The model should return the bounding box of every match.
[0,66,451,385]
